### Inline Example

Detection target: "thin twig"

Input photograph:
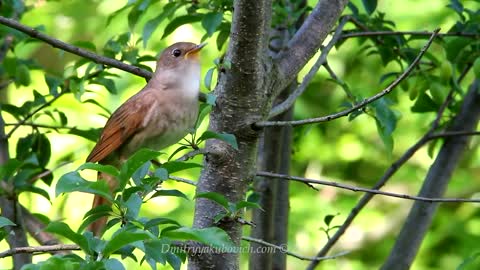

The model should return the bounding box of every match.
[168,175,196,186]
[257,171,480,203]
[341,30,478,39]
[323,62,354,100]
[0,16,151,80]
[6,92,66,138]
[0,244,80,258]
[176,148,206,162]
[29,162,71,184]
[241,236,349,262]
[306,64,472,270]
[5,122,77,131]
[269,17,349,118]
[256,28,440,128]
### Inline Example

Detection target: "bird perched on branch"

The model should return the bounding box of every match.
[86,42,205,236]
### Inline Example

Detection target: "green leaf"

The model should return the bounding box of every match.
[144,239,169,264]
[118,148,162,190]
[103,231,151,256]
[204,67,215,90]
[206,93,217,106]
[0,216,15,228]
[163,227,235,250]
[106,2,135,26]
[44,75,62,96]
[0,158,21,180]
[473,58,480,78]
[45,222,89,251]
[411,92,439,113]
[16,64,30,86]
[91,78,117,94]
[68,127,102,142]
[56,171,112,200]
[166,252,182,270]
[154,168,169,181]
[78,205,112,233]
[142,2,178,48]
[78,162,119,177]
[132,161,151,185]
[234,201,260,212]
[161,161,202,174]
[372,99,397,135]
[104,258,125,270]
[457,251,480,270]
[73,41,97,52]
[201,12,223,37]
[324,214,338,226]
[151,189,189,200]
[197,131,238,150]
[18,185,50,201]
[374,118,394,154]
[124,193,142,220]
[195,103,212,129]
[216,29,230,51]
[446,37,472,62]
[162,15,202,39]
[362,0,377,15]
[195,192,230,211]
[144,217,181,230]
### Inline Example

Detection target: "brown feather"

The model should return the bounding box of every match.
[86,90,152,163]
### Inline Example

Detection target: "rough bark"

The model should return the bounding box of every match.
[381,79,480,270]
[0,18,32,268]
[189,0,273,269]
[249,85,293,270]
[189,1,348,268]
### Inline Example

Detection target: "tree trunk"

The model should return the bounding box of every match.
[249,84,293,270]
[381,79,480,270]
[188,1,348,268]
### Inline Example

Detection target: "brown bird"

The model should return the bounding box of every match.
[86,42,205,236]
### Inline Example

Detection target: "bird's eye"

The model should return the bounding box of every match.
[172,49,182,57]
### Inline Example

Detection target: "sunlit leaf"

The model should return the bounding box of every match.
[0,217,15,228]
[361,0,377,15]
[163,227,235,249]
[45,222,89,251]
[197,131,238,150]
[195,192,230,211]
[103,231,151,256]
[162,15,202,39]
[56,171,112,200]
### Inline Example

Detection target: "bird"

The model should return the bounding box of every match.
[86,42,205,236]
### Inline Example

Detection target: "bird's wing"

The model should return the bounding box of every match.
[86,90,155,163]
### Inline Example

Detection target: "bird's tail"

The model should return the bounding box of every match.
[88,172,117,237]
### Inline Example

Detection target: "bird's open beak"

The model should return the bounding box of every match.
[185,42,207,59]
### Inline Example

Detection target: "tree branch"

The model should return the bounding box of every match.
[274,0,349,92]
[5,91,66,138]
[0,245,80,258]
[257,28,440,128]
[257,171,480,203]
[0,16,151,79]
[268,17,349,118]
[0,16,211,102]
[305,66,470,270]
[341,30,478,39]
[381,79,480,270]
[168,175,196,186]
[242,236,349,262]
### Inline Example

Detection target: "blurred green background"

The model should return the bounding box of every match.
[1,0,480,269]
